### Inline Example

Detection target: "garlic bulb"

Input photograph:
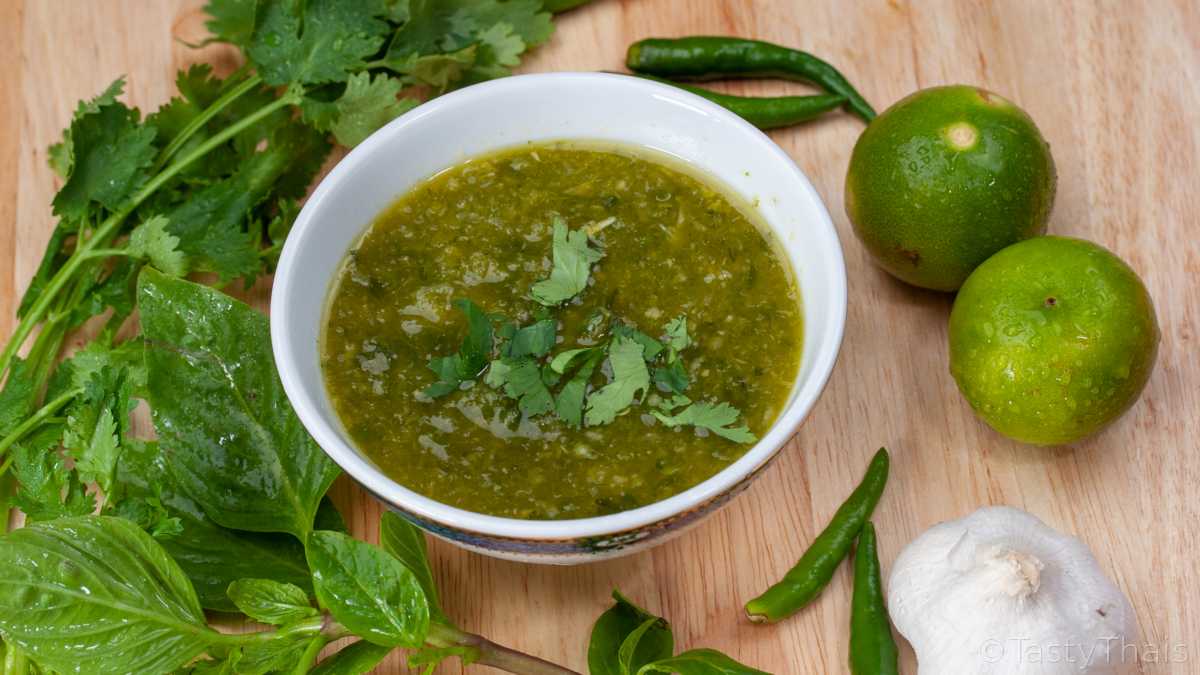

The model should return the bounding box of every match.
[888,506,1136,674]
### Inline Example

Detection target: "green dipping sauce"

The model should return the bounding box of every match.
[321,143,803,519]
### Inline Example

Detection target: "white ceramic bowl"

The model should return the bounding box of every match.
[272,72,846,564]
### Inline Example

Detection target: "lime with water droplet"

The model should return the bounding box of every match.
[845,85,1057,291]
[949,236,1159,445]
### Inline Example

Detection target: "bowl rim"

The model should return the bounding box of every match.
[271,71,847,541]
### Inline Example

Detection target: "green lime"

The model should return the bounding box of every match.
[845,85,1057,291]
[949,236,1159,445]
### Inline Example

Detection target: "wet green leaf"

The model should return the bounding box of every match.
[0,517,212,674]
[311,640,393,675]
[139,269,339,541]
[589,591,673,675]
[637,649,768,675]
[306,530,430,648]
[110,436,316,613]
[227,578,317,625]
[380,512,447,622]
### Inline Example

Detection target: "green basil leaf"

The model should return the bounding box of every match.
[619,618,672,675]
[237,634,318,675]
[311,641,393,675]
[227,578,318,625]
[111,438,315,613]
[306,530,431,648]
[138,268,339,541]
[637,649,769,675]
[588,590,674,675]
[380,512,447,623]
[0,516,214,674]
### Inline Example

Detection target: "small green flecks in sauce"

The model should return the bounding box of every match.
[321,143,803,520]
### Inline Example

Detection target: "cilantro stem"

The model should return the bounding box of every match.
[78,248,130,261]
[0,388,80,460]
[0,89,301,380]
[426,622,580,675]
[26,320,67,389]
[153,73,263,171]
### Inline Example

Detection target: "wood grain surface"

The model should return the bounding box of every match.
[3,1,1198,673]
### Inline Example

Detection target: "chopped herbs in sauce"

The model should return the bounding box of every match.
[321,144,803,519]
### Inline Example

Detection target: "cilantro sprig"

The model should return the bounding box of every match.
[0,0,560,481]
[421,218,758,443]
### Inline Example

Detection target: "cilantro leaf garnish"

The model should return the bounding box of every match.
[585,337,651,427]
[485,357,554,417]
[554,349,604,428]
[612,323,664,361]
[530,217,604,306]
[663,315,690,356]
[653,359,690,395]
[652,315,692,393]
[549,346,601,374]
[424,299,493,398]
[504,319,557,359]
[653,401,758,444]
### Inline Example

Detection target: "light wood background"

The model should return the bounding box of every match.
[3,1,1198,673]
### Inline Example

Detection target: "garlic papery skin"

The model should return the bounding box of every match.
[887,506,1136,675]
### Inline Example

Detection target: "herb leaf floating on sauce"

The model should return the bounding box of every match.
[588,590,769,675]
[412,204,762,448]
[555,348,606,428]
[531,217,605,306]
[585,336,652,426]
[423,299,494,398]
[423,216,758,439]
[654,400,758,444]
[486,356,557,417]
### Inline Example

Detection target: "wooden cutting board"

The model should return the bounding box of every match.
[3,1,1198,673]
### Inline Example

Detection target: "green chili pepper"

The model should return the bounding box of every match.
[626,36,876,122]
[850,522,899,675]
[744,447,890,623]
[635,74,846,130]
[542,0,595,12]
